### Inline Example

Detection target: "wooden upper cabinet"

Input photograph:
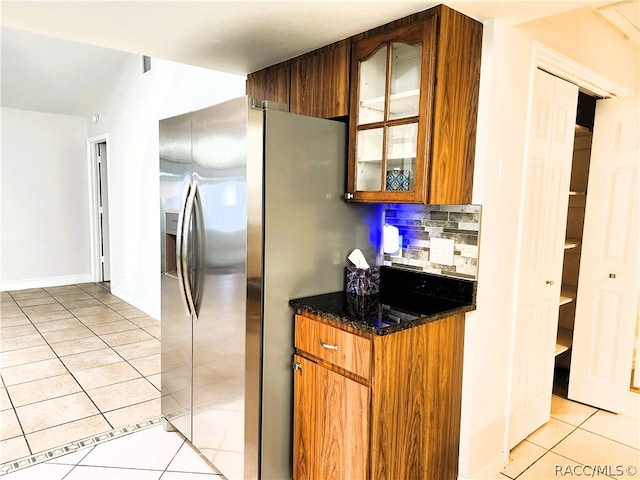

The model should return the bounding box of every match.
[348,19,435,204]
[245,61,290,106]
[290,40,350,119]
[246,5,482,204]
[347,5,482,204]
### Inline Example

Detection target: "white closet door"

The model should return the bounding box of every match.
[508,69,578,448]
[568,96,639,413]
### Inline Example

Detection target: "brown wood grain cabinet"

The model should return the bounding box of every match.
[293,311,466,480]
[245,61,291,106]
[290,40,351,119]
[347,5,482,204]
[245,5,482,204]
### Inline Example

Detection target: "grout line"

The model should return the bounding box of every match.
[1,382,32,459]
[0,416,163,476]
[573,424,640,451]
[3,292,63,460]
[12,294,112,444]
[1,283,162,471]
[161,437,188,475]
[528,420,579,452]
[512,450,557,479]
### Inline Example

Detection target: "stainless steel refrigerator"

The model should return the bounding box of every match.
[159,96,377,480]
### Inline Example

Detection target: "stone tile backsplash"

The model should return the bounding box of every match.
[382,204,481,280]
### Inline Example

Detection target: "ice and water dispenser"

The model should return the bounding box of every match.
[165,212,179,277]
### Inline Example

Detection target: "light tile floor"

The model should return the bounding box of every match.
[0,283,164,471]
[2,424,222,479]
[3,284,638,479]
[495,394,640,479]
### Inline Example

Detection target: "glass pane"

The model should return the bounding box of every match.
[385,123,417,191]
[389,42,422,120]
[358,46,387,125]
[356,128,383,191]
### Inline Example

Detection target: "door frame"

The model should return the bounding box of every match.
[505,42,636,456]
[535,42,627,98]
[533,45,639,418]
[87,134,110,283]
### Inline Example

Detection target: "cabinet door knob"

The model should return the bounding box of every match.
[344,192,354,200]
[545,280,554,285]
[293,361,301,371]
[319,339,339,351]
[609,273,616,279]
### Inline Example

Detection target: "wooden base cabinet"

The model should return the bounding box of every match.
[293,311,465,480]
[293,355,370,480]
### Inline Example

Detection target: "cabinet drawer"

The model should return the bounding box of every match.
[295,314,371,379]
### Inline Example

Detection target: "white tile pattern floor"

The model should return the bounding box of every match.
[4,393,637,479]
[495,395,639,479]
[2,424,222,479]
[2,284,638,479]
[0,284,164,473]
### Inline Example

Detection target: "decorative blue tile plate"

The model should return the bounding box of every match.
[386,169,411,191]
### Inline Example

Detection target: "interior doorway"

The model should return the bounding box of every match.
[552,91,597,398]
[96,142,111,282]
[88,136,111,283]
[507,44,639,451]
[536,51,639,416]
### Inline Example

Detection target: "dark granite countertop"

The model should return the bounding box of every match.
[289,266,477,336]
[290,292,475,335]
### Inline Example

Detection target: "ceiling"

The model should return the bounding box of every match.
[1,0,633,116]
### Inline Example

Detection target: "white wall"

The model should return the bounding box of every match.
[458,9,640,478]
[518,6,639,96]
[0,108,90,290]
[458,20,536,478]
[86,55,245,318]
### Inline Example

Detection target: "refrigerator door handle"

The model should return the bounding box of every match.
[182,179,198,318]
[191,180,205,319]
[176,180,193,317]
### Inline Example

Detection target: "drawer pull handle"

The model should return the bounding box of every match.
[319,339,339,351]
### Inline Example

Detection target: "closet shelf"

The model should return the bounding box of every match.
[556,327,573,356]
[564,238,582,250]
[559,285,577,306]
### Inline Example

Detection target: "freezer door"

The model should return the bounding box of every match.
[190,96,255,479]
[160,112,194,441]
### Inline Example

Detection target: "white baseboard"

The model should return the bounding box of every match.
[458,453,505,480]
[0,274,92,292]
[110,284,159,320]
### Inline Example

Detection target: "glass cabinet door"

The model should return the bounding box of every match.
[389,43,421,120]
[354,39,422,195]
[358,46,387,124]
